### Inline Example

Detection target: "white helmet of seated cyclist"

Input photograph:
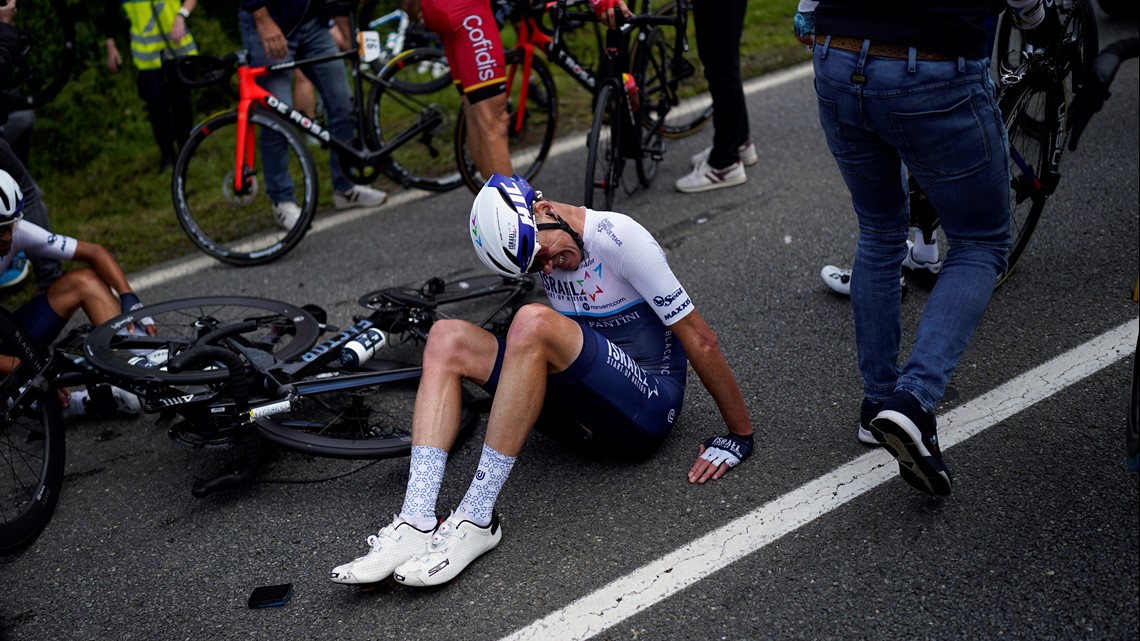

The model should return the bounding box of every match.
[0,169,25,225]
[469,173,543,277]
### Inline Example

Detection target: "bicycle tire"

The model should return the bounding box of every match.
[173,109,319,266]
[630,0,712,139]
[634,26,669,187]
[0,0,76,110]
[256,362,479,459]
[456,48,559,193]
[1066,0,1098,92]
[584,82,625,210]
[84,297,322,388]
[994,79,1055,287]
[0,310,65,555]
[367,48,465,192]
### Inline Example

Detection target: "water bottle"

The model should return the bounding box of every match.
[622,73,640,113]
[339,328,387,368]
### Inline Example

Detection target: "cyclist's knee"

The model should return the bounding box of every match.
[423,319,494,374]
[504,304,562,351]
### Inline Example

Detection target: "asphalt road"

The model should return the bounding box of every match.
[3,12,1138,641]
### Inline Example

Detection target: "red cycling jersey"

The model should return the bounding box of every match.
[421,0,506,104]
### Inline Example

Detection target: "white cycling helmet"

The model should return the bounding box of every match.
[0,169,25,225]
[470,173,543,276]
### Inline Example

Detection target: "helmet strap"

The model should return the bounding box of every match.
[536,218,585,254]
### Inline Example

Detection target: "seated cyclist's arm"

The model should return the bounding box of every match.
[70,240,136,301]
[670,308,754,483]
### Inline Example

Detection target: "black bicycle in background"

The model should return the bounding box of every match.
[1,272,536,555]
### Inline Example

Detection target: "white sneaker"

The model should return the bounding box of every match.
[330,515,436,584]
[820,265,852,296]
[333,185,387,210]
[273,201,302,230]
[690,139,758,168]
[675,159,747,193]
[820,265,906,297]
[393,512,502,587]
[902,239,943,275]
[66,385,140,418]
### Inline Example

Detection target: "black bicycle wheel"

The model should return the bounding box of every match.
[367,48,464,192]
[173,109,319,266]
[630,0,712,139]
[585,82,625,210]
[0,310,65,555]
[995,80,1055,287]
[634,26,668,187]
[256,361,479,459]
[84,297,322,388]
[456,49,559,193]
[0,0,76,110]
[1065,0,1098,93]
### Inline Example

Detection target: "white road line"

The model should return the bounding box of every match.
[499,318,1139,641]
[133,63,816,294]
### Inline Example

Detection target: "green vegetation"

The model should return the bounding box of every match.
[14,0,807,283]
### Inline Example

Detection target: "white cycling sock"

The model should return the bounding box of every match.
[911,229,940,263]
[456,443,516,527]
[66,390,89,417]
[399,445,448,531]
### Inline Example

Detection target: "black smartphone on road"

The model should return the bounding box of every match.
[248,583,293,608]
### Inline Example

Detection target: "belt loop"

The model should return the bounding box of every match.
[856,39,870,72]
[907,47,917,73]
[820,34,832,59]
[958,56,965,72]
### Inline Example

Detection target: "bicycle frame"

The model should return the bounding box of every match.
[226,45,445,197]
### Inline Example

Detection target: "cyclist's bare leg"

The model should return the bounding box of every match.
[43,268,120,326]
[412,319,501,450]
[482,304,582,456]
[465,93,513,178]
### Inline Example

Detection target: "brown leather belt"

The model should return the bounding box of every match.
[824,35,955,62]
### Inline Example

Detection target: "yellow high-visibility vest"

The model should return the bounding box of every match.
[121,0,197,70]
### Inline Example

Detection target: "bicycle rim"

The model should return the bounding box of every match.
[634,0,712,139]
[256,365,478,459]
[995,82,1054,287]
[634,27,669,186]
[457,50,559,193]
[0,0,76,109]
[368,48,464,192]
[585,83,624,210]
[173,110,318,266]
[0,312,65,555]
[84,297,322,388]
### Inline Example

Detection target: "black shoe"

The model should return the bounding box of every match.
[158,157,175,174]
[857,397,884,446]
[870,390,953,496]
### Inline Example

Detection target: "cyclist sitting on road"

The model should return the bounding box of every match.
[0,170,146,417]
[330,173,754,587]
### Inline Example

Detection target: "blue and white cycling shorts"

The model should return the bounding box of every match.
[11,293,67,346]
[483,322,686,455]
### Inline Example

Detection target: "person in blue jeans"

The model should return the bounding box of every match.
[239,0,387,229]
[808,0,1048,496]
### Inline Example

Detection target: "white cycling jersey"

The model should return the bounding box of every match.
[538,208,694,379]
[2,220,77,271]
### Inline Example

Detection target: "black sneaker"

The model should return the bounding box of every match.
[869,390,953,496]
[857,397,884,446]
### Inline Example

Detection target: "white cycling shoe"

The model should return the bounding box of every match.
[329,515,437,584]
[393,512,502,587]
